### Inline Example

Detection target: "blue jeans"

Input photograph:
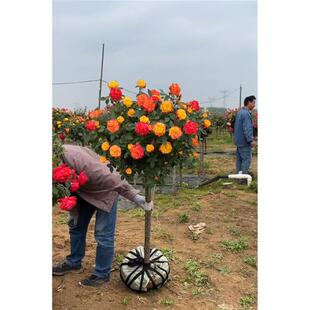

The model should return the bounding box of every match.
[66,195,118,278]
[236,146,252,174]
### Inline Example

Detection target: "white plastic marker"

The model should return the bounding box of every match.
[228,173,252,186]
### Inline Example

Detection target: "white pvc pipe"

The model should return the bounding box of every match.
[228,173,252,186]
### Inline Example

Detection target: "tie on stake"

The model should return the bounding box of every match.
[120,185,170,292]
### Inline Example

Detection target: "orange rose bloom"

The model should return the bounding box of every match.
[107,119,120,133]
[128,108,136,117]
[153,122,166,136]
[117,116,125,124]
[143,97,156,113]
[89,109,103,119]
[125,168,133,175]
[109,145,122,158]
[169,126,183,140]
[137,93,149,107]
[160,101,174,113]
[100,156,107,163]
[169,83,181,96]
[192,137,199,147]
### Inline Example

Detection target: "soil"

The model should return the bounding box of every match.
[53,153,257,310]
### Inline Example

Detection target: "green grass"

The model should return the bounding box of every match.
[191,232,200,241]
[179,213,190,223]
[243,256,257,269]
[192,287,205,296]
[114,253,125,266]
[204,252,224,268]
[154,226,174,242]
[121,297,130,306]
[161,248,176,261]
[55,214,67,225]
[191,201,202,212]
[219,266,232,275]
[247,180,258,193]
[220,237,248,253]
[160,297,174,306]
[184,260,210,287]
[240,294,256,308]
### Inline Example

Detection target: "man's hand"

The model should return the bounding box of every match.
[133,194,153,211]
[250,141,257,148]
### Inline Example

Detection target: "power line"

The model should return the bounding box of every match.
[52,79,100,85]
[53,78,138,96]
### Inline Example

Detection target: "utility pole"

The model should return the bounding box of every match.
[220,90,228,109]
[239,84,242,109]
[98,43,105,109]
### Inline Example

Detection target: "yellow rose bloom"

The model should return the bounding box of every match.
[146,144,155,152]
[160,100,174,113]
[117,116,125,124]
[187,107,193,113]
[101,141,110,152]
[202,112,208,118]
[128,108,136,117]
[139,115,150,123]
[176,109,187,120]
[100,156,107,163]
[203,119,212,128]
[63,118,69,122]
[123,96,133,107]
[108,80,119,89]
[153,122,166,136]
[136,79,146,88]
[125,168,132,175]
[56,121,62,125]
[127,144,134,150]
[159,142,173,154]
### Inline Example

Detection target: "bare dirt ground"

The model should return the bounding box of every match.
[53,142,257,310]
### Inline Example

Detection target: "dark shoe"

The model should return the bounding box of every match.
[53,262,83,276]
[79,274,110,287]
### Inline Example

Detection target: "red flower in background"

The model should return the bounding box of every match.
[135,122,151,136]
[189,100,200,111]
[109,87,123,101]
[85,120,98,131]
[58,196,77,211]
[59,132,66,140]
[70,182,80,192]
[130,144,145,159]
[183,120,199,135]
[78,171,88,186]
[137,94,149,107]
[53,164,72,183]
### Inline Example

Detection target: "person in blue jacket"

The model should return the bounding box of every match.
[233,96,256,174]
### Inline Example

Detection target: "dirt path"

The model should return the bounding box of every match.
[53,155,257,310]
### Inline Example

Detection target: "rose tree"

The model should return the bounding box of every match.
[91,81,212,188]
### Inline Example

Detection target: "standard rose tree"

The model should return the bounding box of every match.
[93,80,212,188]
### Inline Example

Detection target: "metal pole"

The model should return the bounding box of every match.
[98,43,105,109]
[239,84,242,109]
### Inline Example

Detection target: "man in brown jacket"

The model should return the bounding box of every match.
[53,145,151,287]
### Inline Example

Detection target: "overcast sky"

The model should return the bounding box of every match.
[53,1,257,111]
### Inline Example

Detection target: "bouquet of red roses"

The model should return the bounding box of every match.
[52,135,88,211]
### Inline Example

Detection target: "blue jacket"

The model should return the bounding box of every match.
[233,107,253,147]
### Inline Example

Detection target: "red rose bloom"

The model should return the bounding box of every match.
[183,120,199,135]
[53,164,72,183]
[70,182,80,192]
[85,120,98,131]
[78,171,88,186]
[189,100,200,111]
[109,87,123,101]
[59,132,66,140]
[130,144,144,159]
[58,196,77,211]
[135,122,151,136]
